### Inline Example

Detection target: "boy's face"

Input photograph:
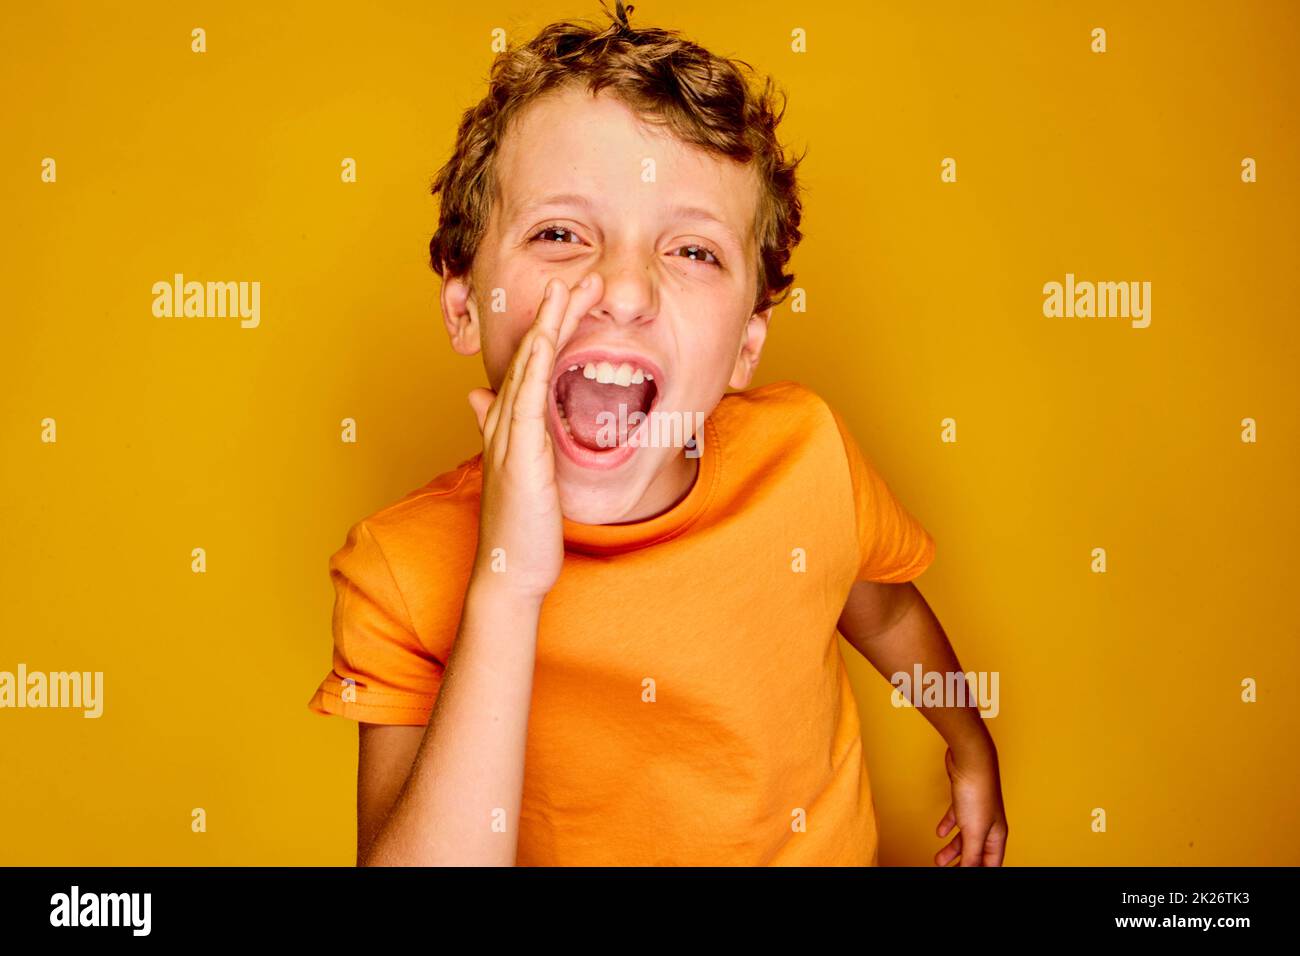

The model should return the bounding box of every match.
[442,84,771,524]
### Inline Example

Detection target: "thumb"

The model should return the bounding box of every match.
[937,802,956,838]
[467,388,496,436]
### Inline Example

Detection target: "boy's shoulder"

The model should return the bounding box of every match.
[361,454,484,532]
[333,455,485,604]
[711,379,851,467]
[714,379,837,426]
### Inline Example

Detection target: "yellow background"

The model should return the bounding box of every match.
[2,0,1297,865]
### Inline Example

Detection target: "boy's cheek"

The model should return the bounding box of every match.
[478,303,540,384]
[680,333,742,393]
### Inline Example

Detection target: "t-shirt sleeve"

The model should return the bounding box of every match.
[307,519,443,725]
[829,405,936,584]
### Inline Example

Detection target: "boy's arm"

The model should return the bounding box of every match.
[357,585,542,866]
[837,580,1009,865]
[837,580,993,760]
[356,724,422,862]
[355,274,604,867]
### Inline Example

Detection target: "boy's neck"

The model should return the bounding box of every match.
[612,452,700,525]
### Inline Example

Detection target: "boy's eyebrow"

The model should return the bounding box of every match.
[511,192,596,220]
[666,203,743,248]
[511,193,743,247]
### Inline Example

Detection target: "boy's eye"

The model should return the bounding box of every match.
[531,225,584,245]
[671,243,722,268]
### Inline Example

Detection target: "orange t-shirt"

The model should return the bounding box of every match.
[307,380,935,865]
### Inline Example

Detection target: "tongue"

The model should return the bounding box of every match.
[557,374,655,450]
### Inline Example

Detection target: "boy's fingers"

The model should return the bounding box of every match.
[935,833,962,867]
[508,335,553,459]
[936,803,956,837]
[468,388,495,438]
[517,273,600,440]
[486,273,600,455]
[498,278,568,449]
[556,271,603,351]
[525,272,603,369]
[983,825,1008,866]
[535,275,569,341]
[958,822,992,867]
[507,271,600,397]
[487,282,551,448]
[486,337,529,452]
[523,276,567,356]
[484,387,507,450]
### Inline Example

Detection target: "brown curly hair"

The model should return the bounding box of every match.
[428,1,806,317]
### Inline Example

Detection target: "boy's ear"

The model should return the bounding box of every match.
[440,271,482,356]
[728,305,773,390]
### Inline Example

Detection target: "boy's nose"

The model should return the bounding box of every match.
[585,254,657,327]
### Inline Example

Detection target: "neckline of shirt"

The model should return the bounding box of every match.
[560,413,720,556]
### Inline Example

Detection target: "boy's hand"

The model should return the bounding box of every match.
[934,744,1009,866]
[466,273,604,603]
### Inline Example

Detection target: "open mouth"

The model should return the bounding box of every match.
[553,358,661,452]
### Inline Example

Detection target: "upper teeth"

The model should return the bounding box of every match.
[576,361,654,386]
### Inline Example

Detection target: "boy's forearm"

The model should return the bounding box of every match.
[854,590,994,761]
[362,578,540,866]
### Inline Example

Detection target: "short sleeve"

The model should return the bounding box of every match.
[307,519,443,725]
[829,406,936,584]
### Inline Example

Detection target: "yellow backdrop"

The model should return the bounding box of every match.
[2,0,1296,865]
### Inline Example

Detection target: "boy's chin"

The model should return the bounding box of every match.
[555,475,647,526]
[553,453,673,526]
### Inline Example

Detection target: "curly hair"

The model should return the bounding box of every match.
[428,1,806,317]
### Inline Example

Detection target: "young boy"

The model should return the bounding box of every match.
[308,2,1008,867]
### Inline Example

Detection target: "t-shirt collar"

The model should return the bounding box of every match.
[561,415,720,556]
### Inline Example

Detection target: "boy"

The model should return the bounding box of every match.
[308,2,1008,867]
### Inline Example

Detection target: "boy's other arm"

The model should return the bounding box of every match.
[837,580,993,761]
[837,580,1008,865]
